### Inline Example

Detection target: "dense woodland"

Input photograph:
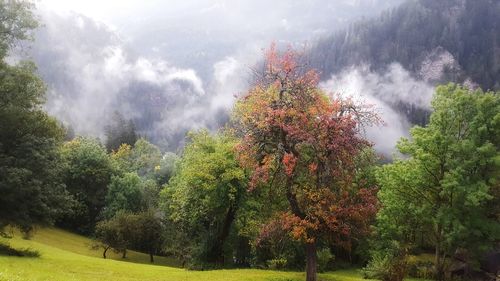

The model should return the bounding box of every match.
[0,1,499,281]
[309,0,500,125]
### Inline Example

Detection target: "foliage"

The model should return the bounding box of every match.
[162,130,247,267]
[316,248,334,273]
[406,258,434,280]
[0,2,72,234]
[94,215,127,258]
[362,251,407,281]
[95,211,164,263]
[131,138,162,178]
[130,211,165,263]
[112,139,162,180]
[154,152,179,185]
[103,172,143,219]
[0,0,38,58]
[233,45,379,281]
[58,137,115,234]
[267,258,288,270]
[375,84,500,279]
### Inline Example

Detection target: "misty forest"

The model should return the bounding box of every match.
[1,0,499,281]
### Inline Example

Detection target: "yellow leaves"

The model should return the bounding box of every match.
[111,143,132,160]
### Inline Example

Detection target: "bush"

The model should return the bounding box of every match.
[362,251,407,281]
[267,258,288,270]
[407,259,434,279]
[317,248,335,272]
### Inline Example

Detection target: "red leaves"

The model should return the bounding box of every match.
[282,153,297,177]
[234,44,379,250]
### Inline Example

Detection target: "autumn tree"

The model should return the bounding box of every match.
[233,45,379,281]
[375,84,500,280]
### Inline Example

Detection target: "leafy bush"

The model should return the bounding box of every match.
[407,259,434,279]
[267,258,288,270]
[362,251,407,281]
[317,248,334,272]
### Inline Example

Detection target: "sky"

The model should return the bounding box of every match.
[24,0,435,155]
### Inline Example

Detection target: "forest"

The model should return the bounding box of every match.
[0,1,499,281]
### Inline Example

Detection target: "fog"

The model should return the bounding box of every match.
[320,63,435,155]
[23,0,433,152]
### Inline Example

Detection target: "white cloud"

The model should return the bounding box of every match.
[320,63,434,155]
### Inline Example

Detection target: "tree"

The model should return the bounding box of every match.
[59,137,115,234]
[0,1,72,235]
[111,139,162,179]
[134,211,165,263]
[233,45,379,281]
[103,172,143,219]
[0,0,38,58]
[154,152,179,185]
[375,84,500,280]
[94,215,127,259]
[162,130,247,266]
[104,111,138,152]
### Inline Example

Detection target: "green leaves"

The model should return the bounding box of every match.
[374,83,500,274]
[161,130,247,265]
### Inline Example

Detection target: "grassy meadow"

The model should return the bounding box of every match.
[0,228,429,281]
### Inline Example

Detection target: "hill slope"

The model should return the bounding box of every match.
[0,228,400,281]
[310,0,500,90]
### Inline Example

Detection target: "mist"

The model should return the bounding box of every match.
[320,63,435,155]
[25,0,419,151]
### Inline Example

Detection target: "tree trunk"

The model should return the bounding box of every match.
[103,246,109,259]
[122,249,127,259]
[150,251,154,263]
[209,204,237,265]
[305,241,317,281]
[434,225,445,281]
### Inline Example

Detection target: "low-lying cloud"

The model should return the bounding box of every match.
[28,10,251,150]
[320,63,435,155]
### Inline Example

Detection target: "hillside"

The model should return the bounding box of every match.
[309,0,500,91]
[0,228,408,281]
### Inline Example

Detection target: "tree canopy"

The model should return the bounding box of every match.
[374,84,500,280]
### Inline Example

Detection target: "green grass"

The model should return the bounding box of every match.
[0,228,426,281]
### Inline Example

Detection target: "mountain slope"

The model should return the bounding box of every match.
[309,0,500,90]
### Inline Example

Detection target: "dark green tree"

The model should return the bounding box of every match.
[0,0,72,235]
[59,137,115,234]
[103,172,143,219]
[94,215,127,259]
[104,111,138,152]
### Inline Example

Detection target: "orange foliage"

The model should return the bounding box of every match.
[234,44,379,252]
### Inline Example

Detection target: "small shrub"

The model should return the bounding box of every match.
[362,251,407,281]
[267,258,288,270]
[407,259,434,279]
[317,248,334,272]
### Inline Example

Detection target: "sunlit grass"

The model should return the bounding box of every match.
[0,228,428,281]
